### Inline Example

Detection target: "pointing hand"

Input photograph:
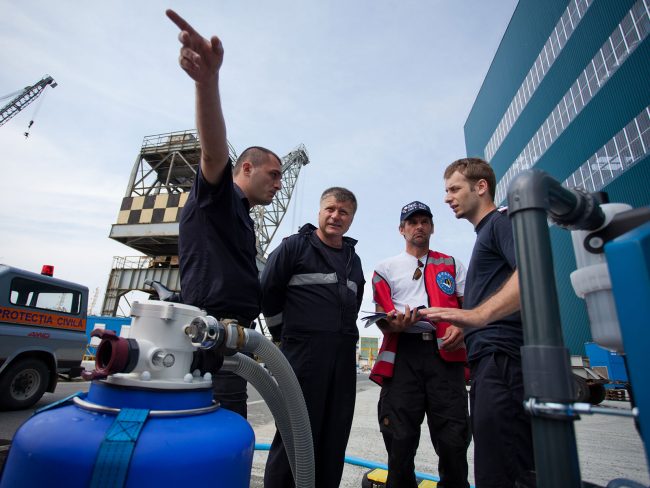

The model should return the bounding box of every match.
[167,9,224,84]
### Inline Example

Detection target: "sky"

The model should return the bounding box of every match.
[0,0,518,338]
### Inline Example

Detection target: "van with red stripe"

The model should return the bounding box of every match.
[0,264,87,409]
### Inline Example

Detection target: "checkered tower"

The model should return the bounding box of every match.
[102,130,309,317]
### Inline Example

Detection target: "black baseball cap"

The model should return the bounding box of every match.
[400,201,432,222]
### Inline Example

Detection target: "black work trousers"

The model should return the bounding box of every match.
[212,368,248,417]
[470,352,535,488]
[378,333,470,488]
[264,332,358,488]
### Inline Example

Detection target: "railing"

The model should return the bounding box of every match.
[110,256,154,270]
[141,130,199,150]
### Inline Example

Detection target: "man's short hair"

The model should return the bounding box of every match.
[233,146,282,175]
[444,157,496,201]
[320,187,358,213]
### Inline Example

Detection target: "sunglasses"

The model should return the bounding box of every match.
[412,259,424,280]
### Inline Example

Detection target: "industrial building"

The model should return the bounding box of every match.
[464,0,649,353]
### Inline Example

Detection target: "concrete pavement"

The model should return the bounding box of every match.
[249,374,649,488]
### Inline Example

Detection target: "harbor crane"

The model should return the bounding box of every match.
[0,75,57,134]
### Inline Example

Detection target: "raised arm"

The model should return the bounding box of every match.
[167,9,230,185]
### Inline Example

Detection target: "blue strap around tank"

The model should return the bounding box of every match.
[33,391,86,415]
[89,408,150,488]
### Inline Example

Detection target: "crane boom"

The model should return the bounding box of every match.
[0,75,57,127]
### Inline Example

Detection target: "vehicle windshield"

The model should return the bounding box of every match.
[9,277,82,315]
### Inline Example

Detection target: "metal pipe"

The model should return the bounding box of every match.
[512,208,565,346]
[507,169,605,488]
[524,398,639,418]
[508,169,605,231]
[511,206,582,488]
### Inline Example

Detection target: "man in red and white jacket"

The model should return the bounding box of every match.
[371,201,470,488]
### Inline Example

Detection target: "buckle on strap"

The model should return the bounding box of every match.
[422,332,434,341]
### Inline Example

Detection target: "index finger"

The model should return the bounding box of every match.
[166,9,197,35]
[424,307,441,318]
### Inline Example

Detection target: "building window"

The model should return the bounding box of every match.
[494,1,649,204]
[483,0,594,161]
[564,107,650,194]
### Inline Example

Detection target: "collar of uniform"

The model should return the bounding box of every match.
[298,222,359,247]
[233,183,252,210]
[474,208,498,233]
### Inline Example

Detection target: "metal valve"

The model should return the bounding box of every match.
[184,315,224,349]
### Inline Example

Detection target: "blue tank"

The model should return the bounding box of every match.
[0,381,255,488]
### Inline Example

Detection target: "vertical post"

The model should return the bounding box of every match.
[507,169,604,488]
[509,208,582,488]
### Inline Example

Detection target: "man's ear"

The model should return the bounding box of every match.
[476,179,489,197]
[241,160,252,176]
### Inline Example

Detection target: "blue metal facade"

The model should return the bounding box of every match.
[464,0,650,353]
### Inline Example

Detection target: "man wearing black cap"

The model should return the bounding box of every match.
[370,201,470,488]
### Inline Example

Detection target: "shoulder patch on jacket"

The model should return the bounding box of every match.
[435,271,456,295]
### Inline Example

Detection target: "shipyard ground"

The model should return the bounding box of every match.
[0,375,647,487]
[249,374,649,487]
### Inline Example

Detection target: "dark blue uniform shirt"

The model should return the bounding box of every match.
[463,208,523,361]
[179,162,261,321]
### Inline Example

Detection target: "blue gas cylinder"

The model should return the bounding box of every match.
[0,381,255,487]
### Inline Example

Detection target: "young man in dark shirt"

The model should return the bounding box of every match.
[425,158,536,488]
[167,10,282,418]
